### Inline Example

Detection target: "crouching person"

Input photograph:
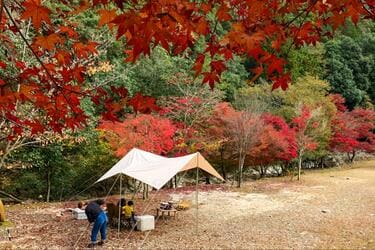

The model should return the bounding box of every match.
[85,199,108,248]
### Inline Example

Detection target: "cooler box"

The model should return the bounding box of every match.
[71,208,87,220]
[136,215,155,231]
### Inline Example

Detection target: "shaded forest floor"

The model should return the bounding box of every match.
[1,160,374,249]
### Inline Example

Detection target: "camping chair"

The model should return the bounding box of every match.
[107,203,132,229]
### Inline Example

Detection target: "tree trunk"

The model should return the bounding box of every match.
[297,155,302,181]
[205,176,210,184]
[237,154,245,188]
[350,150,356,163]
[46,168,51,202]
[260,165,266,178]
[319,156,325,168]
[281,162,289,176]
[220,148,227,180]
[142,183,149,200]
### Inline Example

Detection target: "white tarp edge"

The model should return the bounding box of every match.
[96,148,223,189]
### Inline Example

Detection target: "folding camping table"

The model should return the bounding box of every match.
[156,208,178,223]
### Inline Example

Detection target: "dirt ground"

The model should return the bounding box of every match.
[1,160,374,249]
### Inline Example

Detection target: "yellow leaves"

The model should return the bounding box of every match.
[86,61,114,76]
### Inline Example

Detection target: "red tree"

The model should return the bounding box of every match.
[161,96,211,155]
[99,114,177,157]
[208,102,264,187]
[249,114,297,176]
[0,0,374,137]
[291,106,319,180]
[330,96,375,161]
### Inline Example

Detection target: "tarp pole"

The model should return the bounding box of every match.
[196,155,199,237]
[118,174,122,237]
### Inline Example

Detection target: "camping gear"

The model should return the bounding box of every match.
[160,202,171,210]
[176,200,192,211]
[71,208,87,220]
[95,148,224,237]
[135,215,155,231]
[156,208,178,223]
[96,148,224,189]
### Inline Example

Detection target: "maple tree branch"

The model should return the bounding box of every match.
[3,4,59,87]
[3,5,78,115]
[360,0,374,17]
[284,1,317,58]
[10,0,23,10]
[3,4,96,119]
[284,0,318,27]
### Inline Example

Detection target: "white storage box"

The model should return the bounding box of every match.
[136,215,155,231]
[71,208,87,220]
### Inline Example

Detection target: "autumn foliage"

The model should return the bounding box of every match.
[0,0,374,138]
[99,114,177,157]
[330,95,375,161]
[249,114,297,166]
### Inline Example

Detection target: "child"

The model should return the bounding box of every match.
[77,201,87,210]
[85,199,108,248]
[123,200,136,228]
[118,198,126,212]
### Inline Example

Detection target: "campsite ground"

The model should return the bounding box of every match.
[1,160,374,249]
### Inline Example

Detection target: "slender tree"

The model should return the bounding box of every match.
[291,106,319,180]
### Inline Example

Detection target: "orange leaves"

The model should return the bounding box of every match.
[73,42,98,58]
[70,0,90,15]
[34,34,63,51]
[192,54,205,76]
[98,9,117,27]
[195,17,209,35]
[21,0,51,31]
[54,50,72,65]
[216,4,231,21]
[59,26,79,39]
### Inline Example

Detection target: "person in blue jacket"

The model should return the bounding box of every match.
[85,199,108,248]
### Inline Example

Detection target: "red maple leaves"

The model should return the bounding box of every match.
[20,0,51,31]
[99,114,177,157]
[330,95,375,158]
[0,0,374,138]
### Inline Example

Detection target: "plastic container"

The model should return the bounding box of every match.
[136,215,155,231]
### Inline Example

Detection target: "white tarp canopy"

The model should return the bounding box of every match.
[96,148,224,190]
